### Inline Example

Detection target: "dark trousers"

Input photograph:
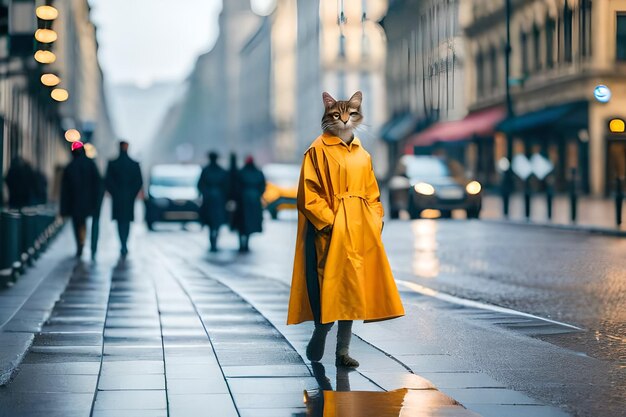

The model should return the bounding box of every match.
[239,233,249,252]
[71,217,87,256]
[117,221,130,254]
[209,227,219,251]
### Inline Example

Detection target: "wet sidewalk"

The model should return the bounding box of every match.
[481,193,626,234]
[0,221,581,416]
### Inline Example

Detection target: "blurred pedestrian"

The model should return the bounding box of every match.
[105,141,143,258]
[60,142,103,258]
[233,156,266,252]
[287,92,404,368]
[227,152,239,230]
[197,151,229,251]
[33,169,48,205]
[5,157,36,209]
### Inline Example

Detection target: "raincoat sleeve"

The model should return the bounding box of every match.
[366,160,384,219]
[297,150,334,231]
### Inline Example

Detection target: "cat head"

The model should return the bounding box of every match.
[321,91,363,140]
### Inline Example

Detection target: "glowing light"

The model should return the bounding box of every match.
[41,74,60,87]
[36,6,59,20]
[466,181,482,195]
[420,209,441,219]
[609,118,625,133]
[34,29,57,43]
[593,85,611,103]
[414,182,435,196]
[84,143,97,159]
[51,88,69,102]
[34,50,56,64]
[64,129,81,143]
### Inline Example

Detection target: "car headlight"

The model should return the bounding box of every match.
[466,181,482,195]
[414,182,435,196]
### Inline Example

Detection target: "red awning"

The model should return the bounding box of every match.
[405,107,506,153]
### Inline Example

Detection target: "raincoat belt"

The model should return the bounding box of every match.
[334,191,367,201]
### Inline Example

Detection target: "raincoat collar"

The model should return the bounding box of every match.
[321,133,361,149]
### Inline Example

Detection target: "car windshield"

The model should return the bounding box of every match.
[150,165,201,187]
[404,157,450,180]
[263,164,300,188]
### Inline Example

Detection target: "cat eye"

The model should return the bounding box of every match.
[350,112,359,117]
[332,113,340,119]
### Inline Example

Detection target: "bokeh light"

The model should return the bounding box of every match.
[41,74,61,87]
[36,5,59,20]
[64,129,81,142]
[34,50,56,64]
[51,88,69,102]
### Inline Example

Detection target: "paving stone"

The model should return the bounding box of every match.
[100,360,164,375]
[97,374,165,390]
[227,377,318,394]
[166,377,230,394]
[93,390,167,410]
[238,408,308,417]
[235,393,310,409]
[17,361,101,375]
[222,365,312,378]
[165,363,223,378]
[6,373,97,393]
[421,372,506,389]
[168,393,238,417]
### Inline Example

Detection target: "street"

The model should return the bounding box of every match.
[0,213,623,417]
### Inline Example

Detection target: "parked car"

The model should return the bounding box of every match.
[388,155,482,219]
[262,163,299,219]
[145,164,202,230]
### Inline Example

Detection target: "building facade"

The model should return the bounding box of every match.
[462,0,626,195]
[1,0,113,205]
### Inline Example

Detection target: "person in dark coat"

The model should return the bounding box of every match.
[5,157,36,209]
[33,170,48,205]
[197,151,229,252]
[60,142,103,258]
[226,152,239,231]
[105,141,143,257]
[234,156,266,252]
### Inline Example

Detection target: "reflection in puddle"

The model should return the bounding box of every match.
[304,363,476,417]
[411,220,439,278]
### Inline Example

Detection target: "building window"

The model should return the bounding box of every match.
[563,3,573,62]
[489,46,498,90]
[546,16,555,68]
[580,0,592,58]
[617,13,626,61]
[520,30,529,75]
[476,50,484,94]
[533,25,541,71]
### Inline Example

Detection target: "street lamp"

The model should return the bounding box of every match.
[34,28,57,44]
[51,88,69,102]
[34,49,55,63]
[502,0,515,217]
[40,73,60,86]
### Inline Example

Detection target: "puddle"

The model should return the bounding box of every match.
[303,363,479,417]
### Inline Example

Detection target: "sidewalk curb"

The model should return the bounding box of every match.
[482,219,626,237]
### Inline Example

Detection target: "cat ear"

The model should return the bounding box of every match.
[322,92,336,108]
[349,91,363,108]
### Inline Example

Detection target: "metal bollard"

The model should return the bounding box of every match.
[524,179,532,219]
[569,168,578,223]
[546,182,554,220]
[0,211,22,285]
[20,209,37,267]
[616,177,624,226]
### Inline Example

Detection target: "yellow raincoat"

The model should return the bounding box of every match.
[287,133,405,325]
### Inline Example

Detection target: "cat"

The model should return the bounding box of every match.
[321,91,363,144]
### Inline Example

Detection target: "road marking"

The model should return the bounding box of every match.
[396,280,584,331]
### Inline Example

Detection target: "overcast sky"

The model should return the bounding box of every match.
[88,0,275,87]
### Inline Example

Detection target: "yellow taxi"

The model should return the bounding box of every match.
[262,164,300,219]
